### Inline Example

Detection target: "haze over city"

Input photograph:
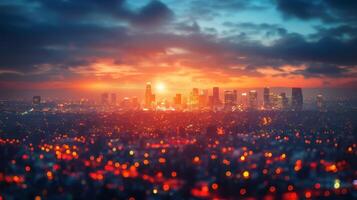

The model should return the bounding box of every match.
[0,0,356,100]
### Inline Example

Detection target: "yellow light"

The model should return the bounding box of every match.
[243,171,250,179]
[153,188,158,194]
[155,82,166,93]
[334,179,340,189]
[129,150,134,156]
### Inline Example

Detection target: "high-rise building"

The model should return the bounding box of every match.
[224,90,235,109]
[32,96,41,105]
[233,90,238,105]
[263,87,270,109]
[291,88,303,111]
[131,97,139,109]
[213,87,220,107]
[248,90,258,110]
[101,93,109,105]
[241,92,248,109]
[199,89,208,108]
[110,93,117,105]
[191,88,199,107]
[145,82,155,108]
[316,94,325,111]
[174,93,182,105]
[280,92,289,110]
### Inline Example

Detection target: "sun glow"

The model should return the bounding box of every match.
[155,82,166,93]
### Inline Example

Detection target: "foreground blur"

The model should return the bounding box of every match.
[0,111,356,200]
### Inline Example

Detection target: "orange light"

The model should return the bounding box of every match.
[225,171,232,177]
[171,171,177,177]
[240,156,246,161]
[193,156,200,163]
[46,171,53,180]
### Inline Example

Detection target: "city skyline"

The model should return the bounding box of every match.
[0,1,356,199]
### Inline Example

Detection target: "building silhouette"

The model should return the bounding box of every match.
[291,88,303,111]
[101,93,109,105]
[248,90,258,110]
[32,96,41,105]
[263,87,270,109]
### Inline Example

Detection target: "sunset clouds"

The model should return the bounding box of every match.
[0,0,356,94]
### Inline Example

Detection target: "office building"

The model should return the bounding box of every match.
[316,94,325,111]
[101,93,109,105]
[33,96,41,105]
[263,87,270,109]
[291,88,303,111]
[224,90,235,109]
[280,92,289,110]
[213,87,220,108]
[248,90,258,110]
[145,82,155,108]
[110,93,117,105]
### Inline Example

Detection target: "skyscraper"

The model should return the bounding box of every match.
[224,90,235,109]
[280,92,288,110]
[233,90,238,105]
[110,93,117,105]
[316,94,325,111]
[199,89,208,108]
[191,88,199,107]
[263,87,270,109]
[291,88,303,111]
[101,93,109,105]
[241,92,248,110]
[248,90,258,110]
[145,82,155,108]
[213,87,220,107]
[32,96,41,105]
[174,93,182,105]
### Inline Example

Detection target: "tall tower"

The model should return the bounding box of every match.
[101,93,109,105]
[145,82,153,108]
[32,96,41,105]
[248,90,258,110]
[224,90,235,110]
[316,94,325,111]
[263,87,270,109]
[233,90,238,105]
[213,87,220,107]
[191,88,199,107]
[291,88,303,111]
[110,93,117,105]
[280,92,288,110]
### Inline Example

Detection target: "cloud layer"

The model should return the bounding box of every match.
[0,0,356,91]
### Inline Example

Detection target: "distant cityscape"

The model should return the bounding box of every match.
[14,83,334,113]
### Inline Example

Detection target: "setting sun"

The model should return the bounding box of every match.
[155,82,166,93]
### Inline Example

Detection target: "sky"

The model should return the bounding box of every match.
[0,0,356,99]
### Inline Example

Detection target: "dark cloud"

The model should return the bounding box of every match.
[275,0,357,23]
[0,0,356,83]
